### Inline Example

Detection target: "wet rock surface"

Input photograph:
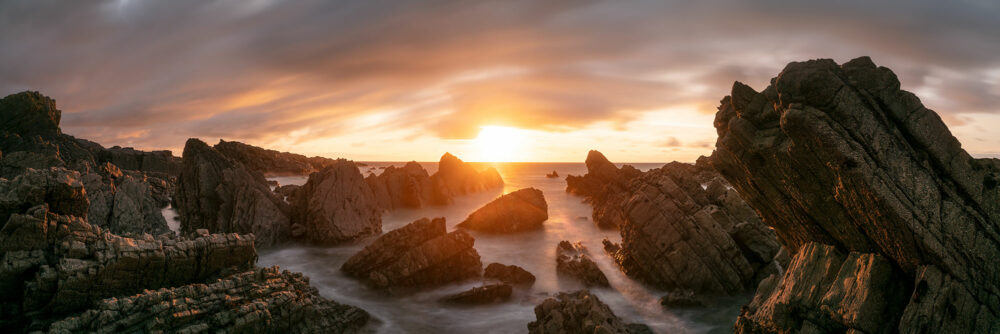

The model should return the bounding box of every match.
[439,283,513,305]
[484,262,536,286]
[290,160,382,244]
[430,153,504,204]
[712,57,1000,333]
[458,187,548,233]
[173,138,291,247]
[527,290,651,334]
[214,139,338,176]
[366,161,435,210]
[565,150,642,229]
[555,241,609,288]
[341,217,482,291]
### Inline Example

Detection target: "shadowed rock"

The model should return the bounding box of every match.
[341,217,482,291]
[366,161,435,210]
[555,241,609,288]
[565,150,642,229]
[98,146,182,176]
[290,160,382,244]
[712,57,1000,333]
[173,138,291,247]
[528,290,651,334]
[439,284,512,305]
[458,188,548,233]
[484,263,536,286]
[214,139,338,176]
[430,153,504,204]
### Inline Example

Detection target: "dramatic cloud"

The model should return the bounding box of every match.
[1,0,998,161]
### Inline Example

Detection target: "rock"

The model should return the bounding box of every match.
[458,188,548,233]
[173,138,291,247]
[0,92,98,178]
[214,139,339,176]
[565,150,643,229]
[341,217,482,291]
[365,161,435,210]
[430,153,504,204]
[555,241,609,288]
[484,263,536,286]
[80,162,171,236]
[659,289,708,308]
[274,184,301,199]
[439,284,512,305]
[546,170,559,178]
[527,290,650,334]
[97,146,182,176]
[712,57,1000,332]
[290,160,382,244]
[0,91,61,138]
[0,167,89,226]
[46,267,370,333]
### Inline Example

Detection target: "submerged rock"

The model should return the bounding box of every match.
[555,241,609,288]
[458,188,548,233]
[565,150,642,229]
[341,217,482,291]
[527,290,651,334]
[430,153,504,204]
[173,138,291,247]
[439,284,513,305]
[365,161,435,210]
[290,160,382,244]
[712,57,1000,332]
[484,263,536,286]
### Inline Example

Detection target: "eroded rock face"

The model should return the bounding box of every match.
[555,241,609,288]
[214,139,338,176]
[430,153,504,204]
[712,57,1000,332]
[439,284,512,305]
[527,290,651,334]
[565,150,642,229]
[484,263,536,286]
[458,188,548,233]
[47,266,370,334]
[341,217,482,291]
[174,138,291,247]
[604,163,780,294]
[291,160,382,244]
[366,161,435,210]
[81,163,171,236]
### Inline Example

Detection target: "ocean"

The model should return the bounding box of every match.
[257,162,747,333]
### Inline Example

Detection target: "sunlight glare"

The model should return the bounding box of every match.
[474,126,524,162]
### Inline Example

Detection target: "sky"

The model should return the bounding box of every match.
[2,0,999,162]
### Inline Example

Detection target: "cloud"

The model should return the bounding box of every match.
[0,0,998,157]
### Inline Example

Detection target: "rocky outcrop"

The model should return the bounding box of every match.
[80,162,171,235]
[555,241,609,288]
[457,188,548,233]
[174,138,291,247]
[341,217,481,291]
[97,146,182,176]
[365,161,435,210]
[214,139,338,176]
[528,290,651,334]
[565,150,642,229]
[47,266,370,333]
[439,284,512,305]
[603,162,780,294]
[290,160,381,244]
[0,92,100,178]
[484,263,536,286]
[712,57,1000,332]
[430,153,504,204]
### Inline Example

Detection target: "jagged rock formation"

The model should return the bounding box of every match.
[214,139,338,176]
[80,162,171,235]
[47,266,370,333]
[439,284,512,305]
[527,290,651,334]
[484,263,536,286]
[712,57,1000,333]
[555,241,610,288]
[174,138,291,247]
[341,217,481,291]
[565,150,642,229]
[457,188,548,233]
[603,162,780,294]
[365,161,435,210]
[430,153,504,204]
[290,160,382,244]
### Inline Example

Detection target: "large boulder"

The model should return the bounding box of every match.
[527,290,651,334]
[457,188,548,233]
[173,138,291,247]
[429,153,504,204]
[555,241,609,288]
[565,150,643,229]
[341,217,482,291]
[365,161,435,210]
[484,263,536,286]
[290,160,382,244]
[712,57,1000,332]
[214,139,338,176]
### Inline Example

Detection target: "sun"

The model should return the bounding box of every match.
[474,126,524,162]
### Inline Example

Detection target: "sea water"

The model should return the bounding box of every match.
[256,162,747,333]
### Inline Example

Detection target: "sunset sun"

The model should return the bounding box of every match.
[474,125,524,162]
